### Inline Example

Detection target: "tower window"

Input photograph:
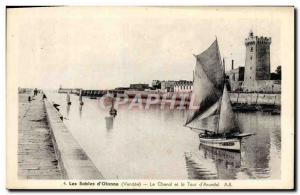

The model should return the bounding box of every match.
[250,56,252,60]
[250,47,253,52]
[250,76,251,79]
[250,67,252,70]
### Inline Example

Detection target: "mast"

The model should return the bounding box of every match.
[185,38,238,135]
[67,92,70,102]
[216,93,222,135]
[111,97,115,110]
[218,86,237,134]
[192,70,195,83]
[79,90,83,102]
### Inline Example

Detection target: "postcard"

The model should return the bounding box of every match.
[6,6,294,190]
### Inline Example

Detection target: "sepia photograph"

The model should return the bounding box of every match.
[6,6,294,190]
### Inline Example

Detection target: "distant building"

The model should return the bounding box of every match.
[244,31,271,84]
[173,80,193,93]
[18,87,32,94]
[129,83,149,91]
[242,31,280,92]
[226,31,280,93]
[115,87,130,91]
[152,80,161,89]
[58,88,73,94]
[161,81,176,92]
[114,87,130,94]
[226,66,245,92]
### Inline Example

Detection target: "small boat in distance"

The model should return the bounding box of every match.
[271,106,281,115]
[232,103,257,112]
[184,39,253,152]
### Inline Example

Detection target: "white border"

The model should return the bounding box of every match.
[1,0,298,194]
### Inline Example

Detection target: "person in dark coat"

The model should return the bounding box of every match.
[34,88,38,96]
[52,102,60,111]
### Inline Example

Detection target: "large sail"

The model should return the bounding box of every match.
[186,100,220,132]
[185,39,224,133]
[218,86,238,134]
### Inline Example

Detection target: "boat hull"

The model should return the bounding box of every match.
[199,137,241,151]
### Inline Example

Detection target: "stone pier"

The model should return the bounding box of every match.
[44,99,103,179]
[18,93,62,179]
[18,92,103,180]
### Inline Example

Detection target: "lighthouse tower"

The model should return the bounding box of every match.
[243,31,271,91]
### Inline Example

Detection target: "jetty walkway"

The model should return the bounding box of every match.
[18,91,103,180]
[18,93,62,179]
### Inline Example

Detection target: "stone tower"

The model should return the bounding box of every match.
[243,31,271,91]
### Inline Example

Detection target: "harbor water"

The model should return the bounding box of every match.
[46,91,281,180]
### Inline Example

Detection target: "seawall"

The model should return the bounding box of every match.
[229,93,280,106]
[44,99,103,179]
[124,90,281,106]
[18,93,62,179]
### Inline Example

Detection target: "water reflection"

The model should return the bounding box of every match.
[185,144,242,180]
[202,144,242,179]
[45,92,281,180]
[79,104,83,118]
[66,104,71,118]
[237,112,280,179]
[105,116,114,130]
[185,152,218,180]
[177,111,279,180]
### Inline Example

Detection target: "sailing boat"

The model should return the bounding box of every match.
[67,92,72,105]
[184,39,253,151]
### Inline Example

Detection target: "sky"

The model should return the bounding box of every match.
[7,7,288,90]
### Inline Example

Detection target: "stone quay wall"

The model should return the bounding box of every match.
[242,80,281,93]
[229,92,281,106]
[125,90,281,106]
[18,94,62,179]
[44,100,103,179]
